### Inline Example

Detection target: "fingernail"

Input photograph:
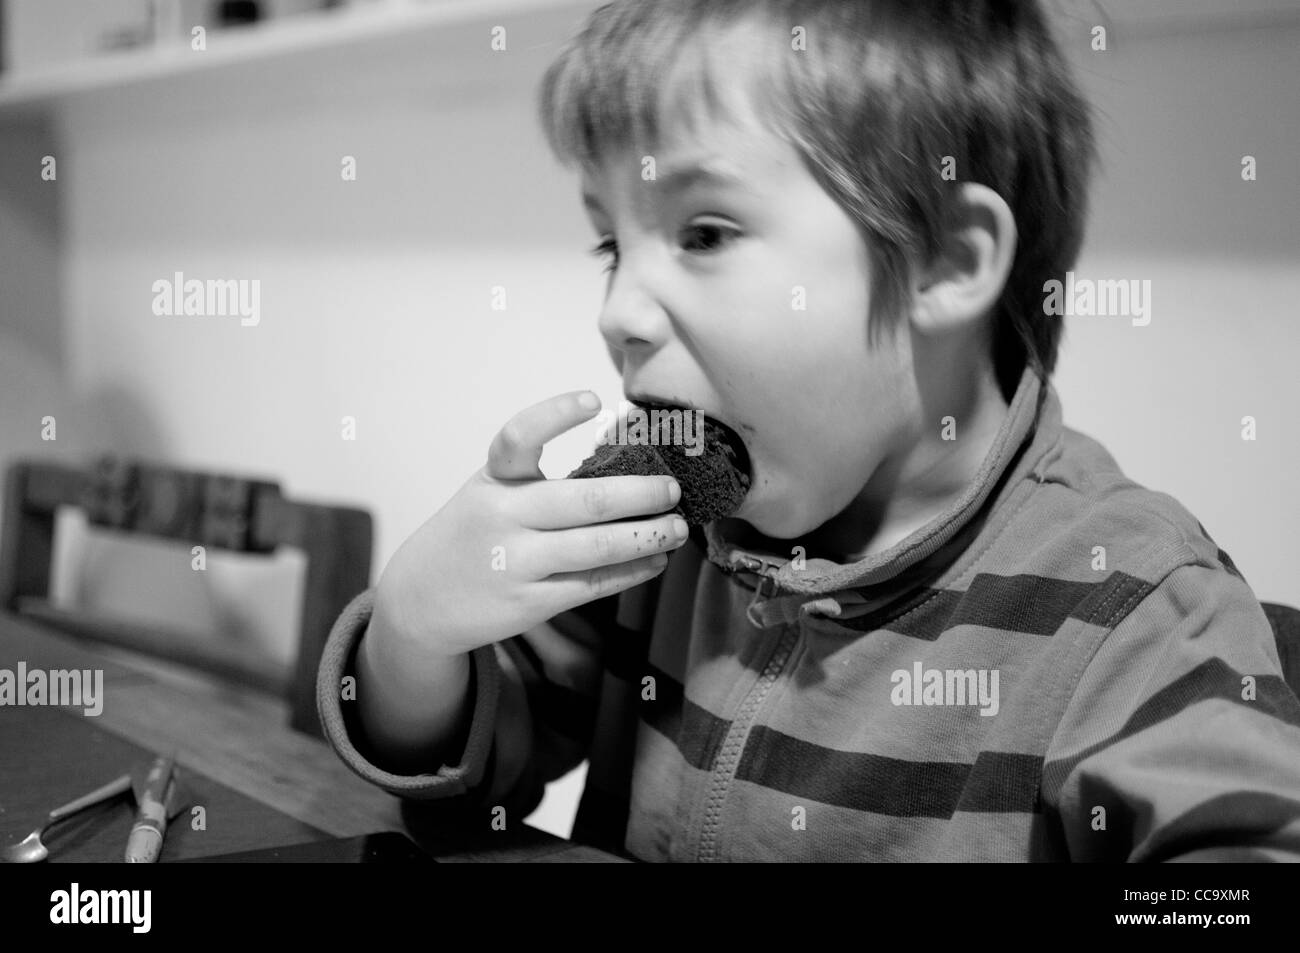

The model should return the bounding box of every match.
[577,391,600,411]
[666,479,681,504]
[671,517,689,539]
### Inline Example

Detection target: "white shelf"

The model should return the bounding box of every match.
[4,0,1292,124]
[0,0,589,120]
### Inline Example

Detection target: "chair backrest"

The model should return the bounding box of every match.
[0,456,372,736]
[1261,602,1300,699]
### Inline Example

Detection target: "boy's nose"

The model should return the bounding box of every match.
[597,263,672,354]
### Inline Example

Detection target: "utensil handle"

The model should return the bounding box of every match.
[47,774,133,824]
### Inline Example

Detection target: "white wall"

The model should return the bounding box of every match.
[36,4,622,660]
[1,1,615,836]
[1,5,1296,837]
[1056,20,1299,602]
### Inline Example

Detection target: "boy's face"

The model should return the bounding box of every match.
[580,113,918,541]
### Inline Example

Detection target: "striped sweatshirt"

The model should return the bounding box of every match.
[317,364,1300,861]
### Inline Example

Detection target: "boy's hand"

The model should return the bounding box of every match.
[373,391,688,659]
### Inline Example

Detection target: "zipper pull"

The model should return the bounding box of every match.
[745,569,782,628]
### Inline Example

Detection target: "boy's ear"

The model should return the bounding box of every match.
[909,183,1017,335]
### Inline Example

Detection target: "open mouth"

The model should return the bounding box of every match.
[567,399,751,525]
[632,398,751,481]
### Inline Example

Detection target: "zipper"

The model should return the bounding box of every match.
[733,552,784,578]
[695,617,800,862]
[719,553,784,626]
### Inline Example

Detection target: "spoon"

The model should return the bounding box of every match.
[2,773,134,863]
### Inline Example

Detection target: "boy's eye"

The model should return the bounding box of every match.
[586,222,739,275]
[680,222,738,255]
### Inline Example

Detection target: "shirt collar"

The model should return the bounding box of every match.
[701,363,1061,611]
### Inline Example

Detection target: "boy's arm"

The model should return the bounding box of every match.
[1042,561,1300,861]
[316,586,616,820]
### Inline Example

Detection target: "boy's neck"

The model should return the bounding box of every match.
[801,359,1012,564]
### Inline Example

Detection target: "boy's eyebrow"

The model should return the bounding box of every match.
[582,158,752,213]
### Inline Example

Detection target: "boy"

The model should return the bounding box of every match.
[317,0,1300,861]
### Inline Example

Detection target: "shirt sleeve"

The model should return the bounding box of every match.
[316,587,617,819]
[1041,561,1300,862]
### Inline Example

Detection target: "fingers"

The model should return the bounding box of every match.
[517,475,682,530]
[543,552,674,607]
[487,391,602,482]
[527,513,690,575]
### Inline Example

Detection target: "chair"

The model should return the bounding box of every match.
[1262,602,1300,699]
[0,455,372,737]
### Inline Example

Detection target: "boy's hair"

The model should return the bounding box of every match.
[537,0,1097,401]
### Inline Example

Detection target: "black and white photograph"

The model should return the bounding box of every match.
[0,0,1297,926]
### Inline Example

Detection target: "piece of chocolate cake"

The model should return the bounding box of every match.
[567,403,751,525]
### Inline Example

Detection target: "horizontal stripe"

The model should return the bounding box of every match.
[1216,547,1244,580]
[638,667,736,773]
[1165,847,1283,862]
[1142,791,1300,863]
[637,663,686,742]
[1045,658,1300,789]
[1195,520,1247,583]
[677,696,732,773]
[1119,657,1299,738]
[734,725,1043,817]
[1263,603,1300,691]
[640,664,1042,816]
[711,783,1041,861]
[835,571,1153,637]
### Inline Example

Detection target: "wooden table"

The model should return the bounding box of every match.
[0,611,623,862]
